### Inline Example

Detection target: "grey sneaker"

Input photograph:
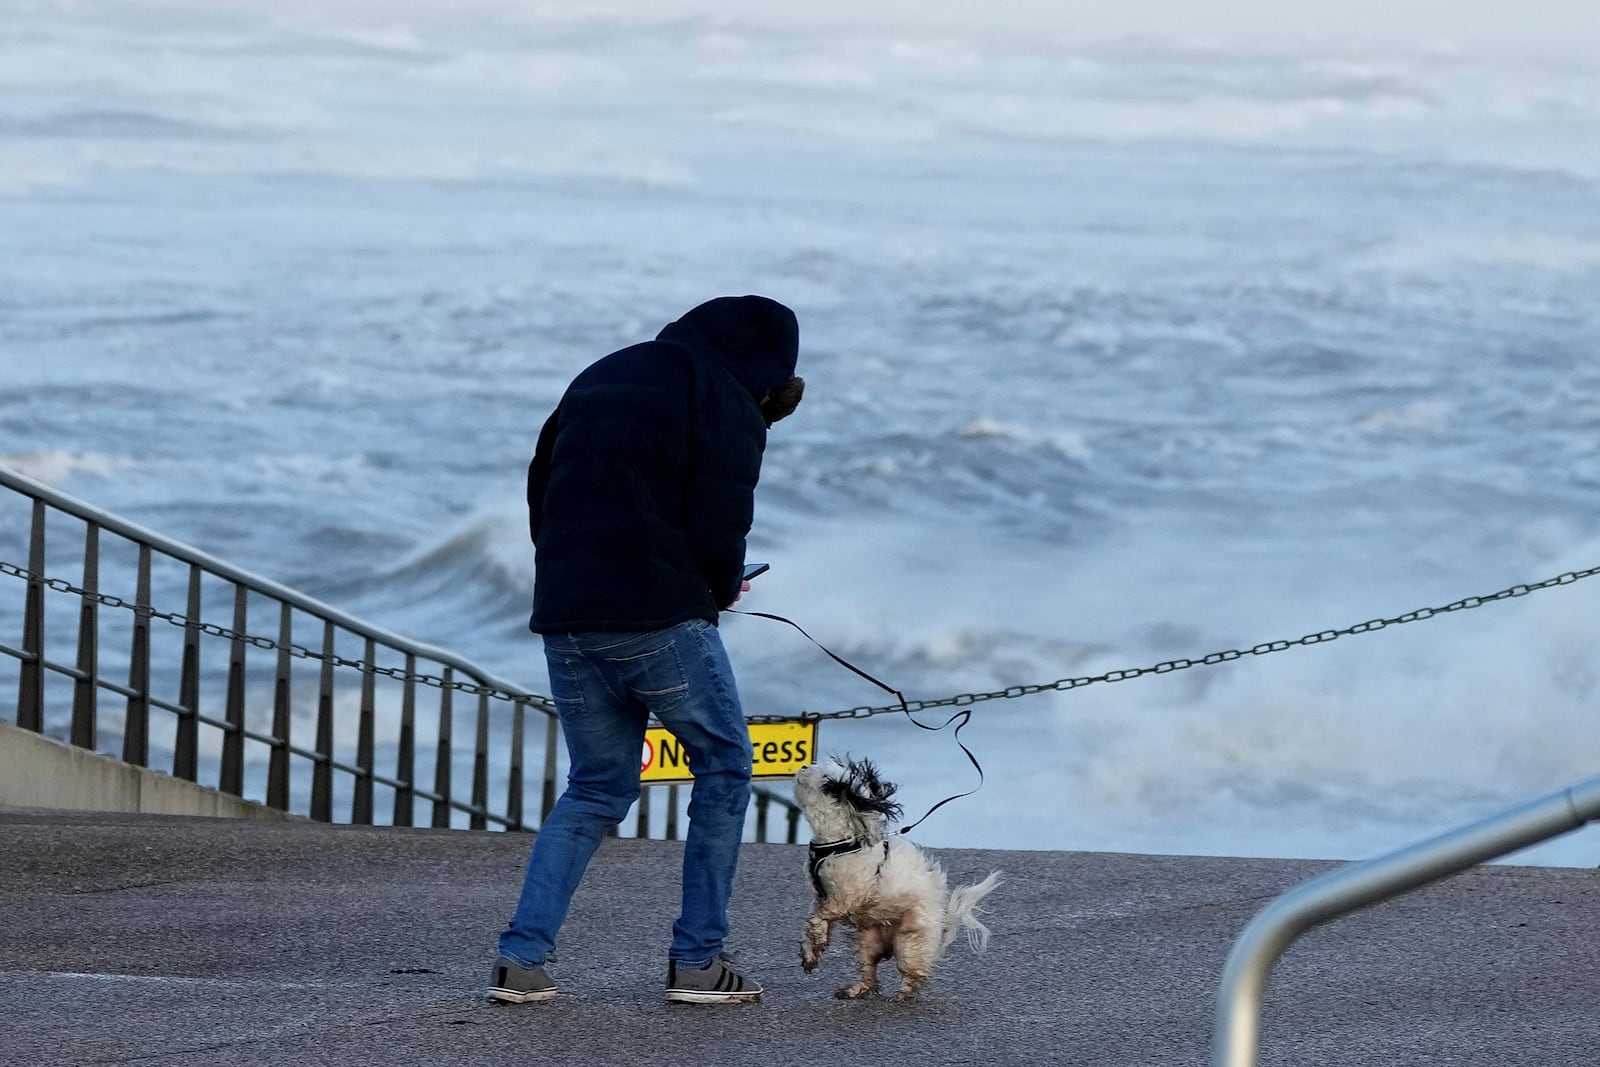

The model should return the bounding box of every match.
[487,957,557,1003]
[665,954,763,1004]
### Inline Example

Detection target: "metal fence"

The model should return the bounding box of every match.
[0,464,801,841]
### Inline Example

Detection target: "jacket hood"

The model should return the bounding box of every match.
[656,295,799,397]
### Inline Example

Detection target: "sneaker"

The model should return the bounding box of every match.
[487,957,558,1003]
[665,954,763,1004]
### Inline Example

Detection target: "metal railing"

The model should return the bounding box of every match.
[1212,773,1600,1066]
[0,464,800,840]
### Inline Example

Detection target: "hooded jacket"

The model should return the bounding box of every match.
[526,295,800,634]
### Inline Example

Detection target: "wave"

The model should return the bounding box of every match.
[956,417,1093,462]
[0,450,131,487]
[8,2,1598,183]
[391,506,532,596]
[53,0,1600,58]
[0,131,692,188]
[755,531,1600,863]
[57,308,243,335]
[0,151,79,195]
[338,504,534,622]
[1354,399,1455,434]
[1354,232,1600,274]
[1041,566,1600,862]
[0,108,249,141]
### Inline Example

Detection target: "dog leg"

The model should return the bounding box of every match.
[837,924,893,999]
[888,908,938,1002]
[800,912,833,974]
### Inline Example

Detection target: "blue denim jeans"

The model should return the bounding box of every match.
[498,618,753,968]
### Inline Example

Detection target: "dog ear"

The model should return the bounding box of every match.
[820,765,858,809]
[841,757,904,822]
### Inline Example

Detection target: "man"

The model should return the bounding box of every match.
[490,295,804,1005]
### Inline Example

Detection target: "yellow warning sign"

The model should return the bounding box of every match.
[640,720,817,784]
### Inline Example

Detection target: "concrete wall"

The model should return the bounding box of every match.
[0,720,297,820]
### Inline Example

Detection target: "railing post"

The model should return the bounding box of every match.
[432,669,453,829]
[507,699,526,831]
[635,785,652,837]
[70,521,99,749]
[173,566,201,781]
[311,621,335,822]
[541,715,560,826]
[1212,774,1600,1067]
[393,653,417,827]
[352,637,377,825]
[220,585,247,796]
[122,544,151,767]
[754,791,769,843]
[17,499,45,732]
[267,602,292,811]
[470,690,490,831]
[665,783,681,840]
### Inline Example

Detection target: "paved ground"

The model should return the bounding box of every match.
[1,809,1595,1066]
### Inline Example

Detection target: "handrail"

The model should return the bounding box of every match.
[0,462,803,841]
[1212,773,1600,1066]
[0,464,544,704]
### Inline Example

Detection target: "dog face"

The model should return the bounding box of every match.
[793,756,904,841]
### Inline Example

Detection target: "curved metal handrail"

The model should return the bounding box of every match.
[1212,773,1600,1066]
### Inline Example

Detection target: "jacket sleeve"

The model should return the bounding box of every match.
[526,409,560,543]
[684,372,766,609]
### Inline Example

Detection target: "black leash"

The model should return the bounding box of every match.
[731,608,985,835]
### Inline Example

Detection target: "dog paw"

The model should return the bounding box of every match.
[834,983,877,1000]
[890,989,920,1004]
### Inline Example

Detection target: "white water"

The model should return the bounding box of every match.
[2,0,1599,864]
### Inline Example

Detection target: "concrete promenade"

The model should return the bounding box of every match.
[1,810,1596,1066]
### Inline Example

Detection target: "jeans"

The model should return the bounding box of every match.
[498,618,754,968]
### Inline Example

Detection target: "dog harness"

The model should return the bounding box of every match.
[807,837,889,900]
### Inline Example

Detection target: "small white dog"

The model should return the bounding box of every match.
[792,756,1001,1001]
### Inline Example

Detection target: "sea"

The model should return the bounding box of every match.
[2,0,1598,865]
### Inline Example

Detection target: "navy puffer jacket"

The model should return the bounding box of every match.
[526,295,800,634]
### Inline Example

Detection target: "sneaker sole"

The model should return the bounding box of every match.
[665,990,762,1004]
[488,987,559,1004]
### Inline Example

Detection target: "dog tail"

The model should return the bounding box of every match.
[941,870,1002,955]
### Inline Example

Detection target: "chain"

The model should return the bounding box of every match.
[6,558,1597,723]
[0,560,552,709]
[745,564,1600,723]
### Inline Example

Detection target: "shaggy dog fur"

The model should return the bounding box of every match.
[793,756,1001,1001]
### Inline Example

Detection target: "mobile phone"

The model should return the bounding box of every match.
[742,562,770,581]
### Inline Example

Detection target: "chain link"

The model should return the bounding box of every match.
[746,563,1600,723]
[6,558,1597,723]
[0,560,552,709]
